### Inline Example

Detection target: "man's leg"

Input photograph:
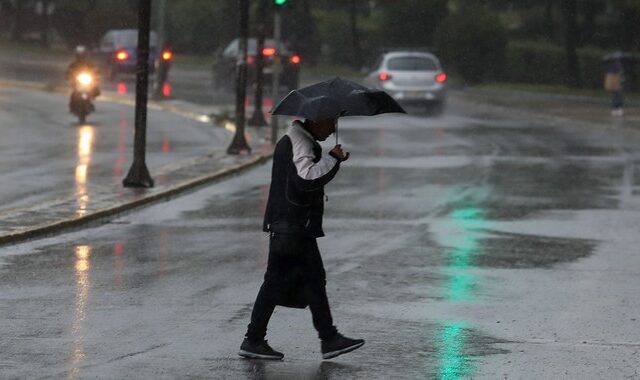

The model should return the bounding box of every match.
[303,239,365,359]
[304,239,338,340]
[240,281,284,360]
[245,234,288,341]
[245,281,276,341]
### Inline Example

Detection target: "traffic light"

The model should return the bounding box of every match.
[274,0,287,6]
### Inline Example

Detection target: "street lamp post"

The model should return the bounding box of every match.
[152,0,168,99]
[227,0,252,154]
[270,5,282,144]
[123,0,154,188]
[248,0,268,127]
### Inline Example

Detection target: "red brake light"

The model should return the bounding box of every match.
[115,50,128,61]
[435,72,447,83]
[162,82,172,97]
[262,47,276,56]
[290,55,301,64]
[162,50,173,61]
[379,72,392,81]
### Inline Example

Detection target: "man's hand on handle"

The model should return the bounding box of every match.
[330,144,350,162]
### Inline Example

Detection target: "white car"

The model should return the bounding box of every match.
[363,51,447,113]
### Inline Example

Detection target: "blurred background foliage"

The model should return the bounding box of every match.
[0,0,638,88]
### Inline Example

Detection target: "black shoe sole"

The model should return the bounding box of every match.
[238,350,284,360]
[322,341,365,360]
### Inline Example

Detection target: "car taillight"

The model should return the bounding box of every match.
[262,47,276,56]
[379,72,392,81]
[161,50,173,61]
[435,72,447,83]
[290,55,301,64]
[115,50,128,61]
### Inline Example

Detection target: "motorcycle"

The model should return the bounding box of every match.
[70,71,98,124]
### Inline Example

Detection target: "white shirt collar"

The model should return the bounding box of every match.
[289,120,315,141]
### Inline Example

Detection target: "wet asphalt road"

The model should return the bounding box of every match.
[2,100,640,378]
[0,86,230,214]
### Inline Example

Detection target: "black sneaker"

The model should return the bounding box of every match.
[321,333,365,359]
[238,338,284,360]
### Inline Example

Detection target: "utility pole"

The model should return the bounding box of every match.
[248,0,268,127]
[270,5,282,144]
[123,0,154,188]
[227,0,252,154]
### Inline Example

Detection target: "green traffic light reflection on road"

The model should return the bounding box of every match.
[432,205,493,378]
[445,206,493,301]
[436,322,474,379]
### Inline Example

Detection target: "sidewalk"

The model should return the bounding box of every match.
[453,87,640,132]
[0,82,275,247]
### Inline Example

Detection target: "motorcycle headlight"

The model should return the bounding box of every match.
[76,73,93,86]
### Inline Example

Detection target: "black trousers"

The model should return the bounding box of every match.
[246,234,338,341]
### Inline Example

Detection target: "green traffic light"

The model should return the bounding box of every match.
[274,0,287,5]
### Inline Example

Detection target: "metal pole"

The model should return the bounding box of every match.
[123,0,154,188]
[248,0,268,127]
[227,0,251,154]
[270,8,282,144]
[152,0,167,99]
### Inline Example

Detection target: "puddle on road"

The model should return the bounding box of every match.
[475,232,596,269]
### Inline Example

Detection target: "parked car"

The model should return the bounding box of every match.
[363,50,447,113]
[95,29,160,80]
[213,38,301,92]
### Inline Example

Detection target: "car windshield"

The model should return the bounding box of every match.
[387,56,438,71]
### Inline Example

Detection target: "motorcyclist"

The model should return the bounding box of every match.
[66,45,101,98]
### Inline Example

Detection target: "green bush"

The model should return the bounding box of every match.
[505,41,566,84]
[435,7,507,83]
[505,41,639,90]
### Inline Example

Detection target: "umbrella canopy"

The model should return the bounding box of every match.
[270,77,406,121]
[602,51,635,62]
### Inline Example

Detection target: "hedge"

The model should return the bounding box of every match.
[505,41,639,90]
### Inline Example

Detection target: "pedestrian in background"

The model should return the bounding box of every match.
[604,52,625,117]
[238,117,364,361]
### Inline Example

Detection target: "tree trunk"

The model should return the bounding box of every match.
[11,0,24,42]
[580,0,597,46]
[40,0,50,47]
[545,0,554,41]
[349,0,362,69]
[561,0,581,87]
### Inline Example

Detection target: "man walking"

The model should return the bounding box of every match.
[239,117,364,360]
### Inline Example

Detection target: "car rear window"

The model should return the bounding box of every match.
[387,56,438,71]
[113,31,158,47]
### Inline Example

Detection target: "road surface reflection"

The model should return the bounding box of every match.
[75,126,94,217]
[69,245,92,379]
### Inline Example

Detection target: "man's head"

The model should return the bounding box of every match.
[75,45,87,60]
[304,118,337,141]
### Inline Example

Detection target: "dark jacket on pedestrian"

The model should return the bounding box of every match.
[263,120,340,238]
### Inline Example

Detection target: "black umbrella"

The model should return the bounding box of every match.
[602,51,634,62]
[270,77,406,143]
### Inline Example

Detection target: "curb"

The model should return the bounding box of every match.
[0,153,272,247]
[0,80,274,247]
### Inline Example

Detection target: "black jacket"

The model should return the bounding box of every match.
[263,121,340,238]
